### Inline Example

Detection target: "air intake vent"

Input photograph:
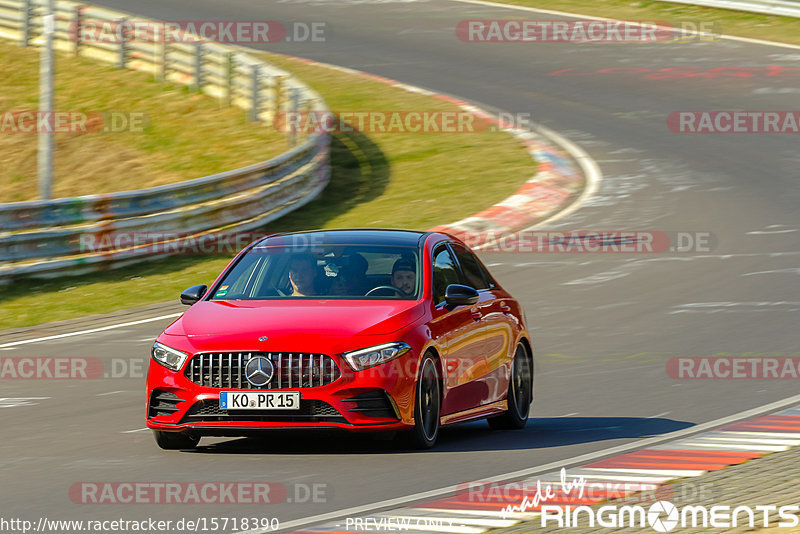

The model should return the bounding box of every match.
[148,390,184,418]
[180,399,345,423]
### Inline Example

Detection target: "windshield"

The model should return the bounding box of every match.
[210,244,421,300]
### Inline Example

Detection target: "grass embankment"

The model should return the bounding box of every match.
[0,41,288,202]
[0,50,534,329]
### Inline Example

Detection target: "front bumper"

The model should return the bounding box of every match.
[145,352,416,435]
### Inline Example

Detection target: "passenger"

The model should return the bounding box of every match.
[288,255,318,296]
[330,254,369,296]
[391,258,416,296]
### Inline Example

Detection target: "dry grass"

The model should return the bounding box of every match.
[0,41,287,202]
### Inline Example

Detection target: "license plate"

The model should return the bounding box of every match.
[220,391,300,410]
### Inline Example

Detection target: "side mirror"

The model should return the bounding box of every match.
[444,284,479,307]
[180,284,207,305]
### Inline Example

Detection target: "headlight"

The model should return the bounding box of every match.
[151,342,189,371]
[343,342,411,371]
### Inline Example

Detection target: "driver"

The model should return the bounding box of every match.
[390,258,416,295]
[288,255,318,296]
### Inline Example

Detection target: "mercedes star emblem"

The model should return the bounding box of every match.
[245,356,274,387]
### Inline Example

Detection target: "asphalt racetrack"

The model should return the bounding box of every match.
[2,0,799,530]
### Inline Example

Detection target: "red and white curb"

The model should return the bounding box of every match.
[289,405,800,534]
[430,124,584,240]
[273,55,590,240]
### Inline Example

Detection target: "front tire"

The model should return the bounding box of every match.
[153,430,199,450]
[489,344,532,430]
[404,354,441,449]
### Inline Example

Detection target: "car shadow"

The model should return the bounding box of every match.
[186,416,694,455]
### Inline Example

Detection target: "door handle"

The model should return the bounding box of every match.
[500,304,511,314]
[471,311,482,321]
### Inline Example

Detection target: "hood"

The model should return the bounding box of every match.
[163,299,424,342]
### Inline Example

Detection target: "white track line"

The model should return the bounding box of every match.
[716,431,800,438]
[570,478,672,485]
[413,509,541,520]
[517,126,603,231]
[376,515,518,528]
[703,436,800,445]
[580,467,707,477]
[449,0,800,51]
[679,442,787,452]
[0,313,182,348]
[259,393,800,533]
[332,523,485,534]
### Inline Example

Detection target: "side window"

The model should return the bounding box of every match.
[432,246,460,305]
[476,260,498,289]
[451,244,489,290]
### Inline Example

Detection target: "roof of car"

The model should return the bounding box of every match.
[254,229,429,248]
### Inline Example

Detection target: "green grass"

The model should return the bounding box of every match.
[0,52,535,329]
[484,0,800,46]
[257,52,534,230]
[0,41,288,202]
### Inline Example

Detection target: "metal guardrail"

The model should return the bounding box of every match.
[0,0,331,281]
[661,0,800,17]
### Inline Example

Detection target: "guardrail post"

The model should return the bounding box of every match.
[224,51,233,107]
[275,75,285,119]
[20,0,31,46]
[249,64,260,122]
[193,43,203,91]
[157,40,167,81]
[117,17,127,69]
[288,87,300,146]
[72,5,81,55]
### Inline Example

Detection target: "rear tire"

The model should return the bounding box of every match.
[402,354,441,449]
[153,430,199,450]
[488,344,532,430]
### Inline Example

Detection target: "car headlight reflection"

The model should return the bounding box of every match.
[151,342,189,371]
[343,342,411,371]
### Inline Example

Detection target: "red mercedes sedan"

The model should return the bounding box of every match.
[146,229,533,449]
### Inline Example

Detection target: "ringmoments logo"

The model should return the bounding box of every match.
[539,501,800,530]
[500,469,798,530]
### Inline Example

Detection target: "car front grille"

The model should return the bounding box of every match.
[180,399,347,423]
[184,352,341,389]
